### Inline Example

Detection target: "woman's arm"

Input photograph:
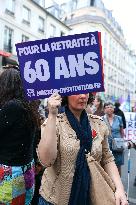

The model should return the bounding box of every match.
[120,127,125,138]
[37,93,62,167]
[118,116,125,138]
[104,161,124,191]
[104,161,128,205]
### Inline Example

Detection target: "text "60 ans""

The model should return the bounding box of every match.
[24,51,100,83]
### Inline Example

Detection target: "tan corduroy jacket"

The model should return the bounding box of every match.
[39,113,115,205]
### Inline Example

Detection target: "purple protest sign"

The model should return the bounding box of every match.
[16,31,104,100]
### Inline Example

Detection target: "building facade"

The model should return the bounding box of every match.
[0,0,136,104]
[0,0,70,67]
[46,0,136,103]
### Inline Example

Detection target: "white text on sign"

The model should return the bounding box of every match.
[24,52,99,83]
[18,35,97,56]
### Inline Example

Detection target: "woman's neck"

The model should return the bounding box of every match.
[69,107,82,122]
[107,113,114,119]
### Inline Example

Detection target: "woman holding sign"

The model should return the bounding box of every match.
[38,93,128,205]
[0,67,40,205]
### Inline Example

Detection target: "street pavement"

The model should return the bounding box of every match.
[121,148,136,204]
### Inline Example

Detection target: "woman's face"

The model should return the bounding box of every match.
[68,93,89,112]
[93,97,100,108]
[104,104,114,115]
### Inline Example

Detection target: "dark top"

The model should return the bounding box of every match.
[0,99,35,166]
[114,108,126,129]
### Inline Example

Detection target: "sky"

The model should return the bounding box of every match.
[102,0,136,52]
[44,1,135,103]
[46,0,136,52]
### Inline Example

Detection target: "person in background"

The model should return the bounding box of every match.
[85,92,95,114]
[114,102,126,129]
[93,95,104,116]
[103,102,125,176]
[132,106,136,112]
[37,93,128,205]
[39,100,47,119]
[0,67,40,205]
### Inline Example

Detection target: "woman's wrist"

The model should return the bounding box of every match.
[115,185,125,194]
[48,111,58,118]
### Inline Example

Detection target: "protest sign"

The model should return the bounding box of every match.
[16,31,104,100]
[125,112,136,141]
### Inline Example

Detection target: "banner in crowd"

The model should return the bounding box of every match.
[16,31,104,100]
[120,94,131,112]
[125,112,136,141]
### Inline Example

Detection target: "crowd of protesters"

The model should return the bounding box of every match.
[1,65,136,205]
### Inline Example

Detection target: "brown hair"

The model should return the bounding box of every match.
[104,102,114,108]
[0,67,41,128]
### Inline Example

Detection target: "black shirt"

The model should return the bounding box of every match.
[0,100,35,166]
[114,108,126,129]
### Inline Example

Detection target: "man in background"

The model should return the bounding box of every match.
[114,102,126,129]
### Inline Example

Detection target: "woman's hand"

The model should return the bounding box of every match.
[48,93,62,115]
[115,189,128,205]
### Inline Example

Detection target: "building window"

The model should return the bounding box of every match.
[22,6,30,25]
[4,26,13,53]
[72,0,77,10]
[22,34,29,42]
[90,0,95,6]
[5,0,15,16]
[50,24,56,37]
[38,16,44,33]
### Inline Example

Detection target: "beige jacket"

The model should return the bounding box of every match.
[39,113,115,205]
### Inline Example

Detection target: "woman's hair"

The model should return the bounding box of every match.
[94,95,103,110]
[104,102,114,108]
[0,67,41,128]
[61,93,95,106]
[114,101,120,108]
